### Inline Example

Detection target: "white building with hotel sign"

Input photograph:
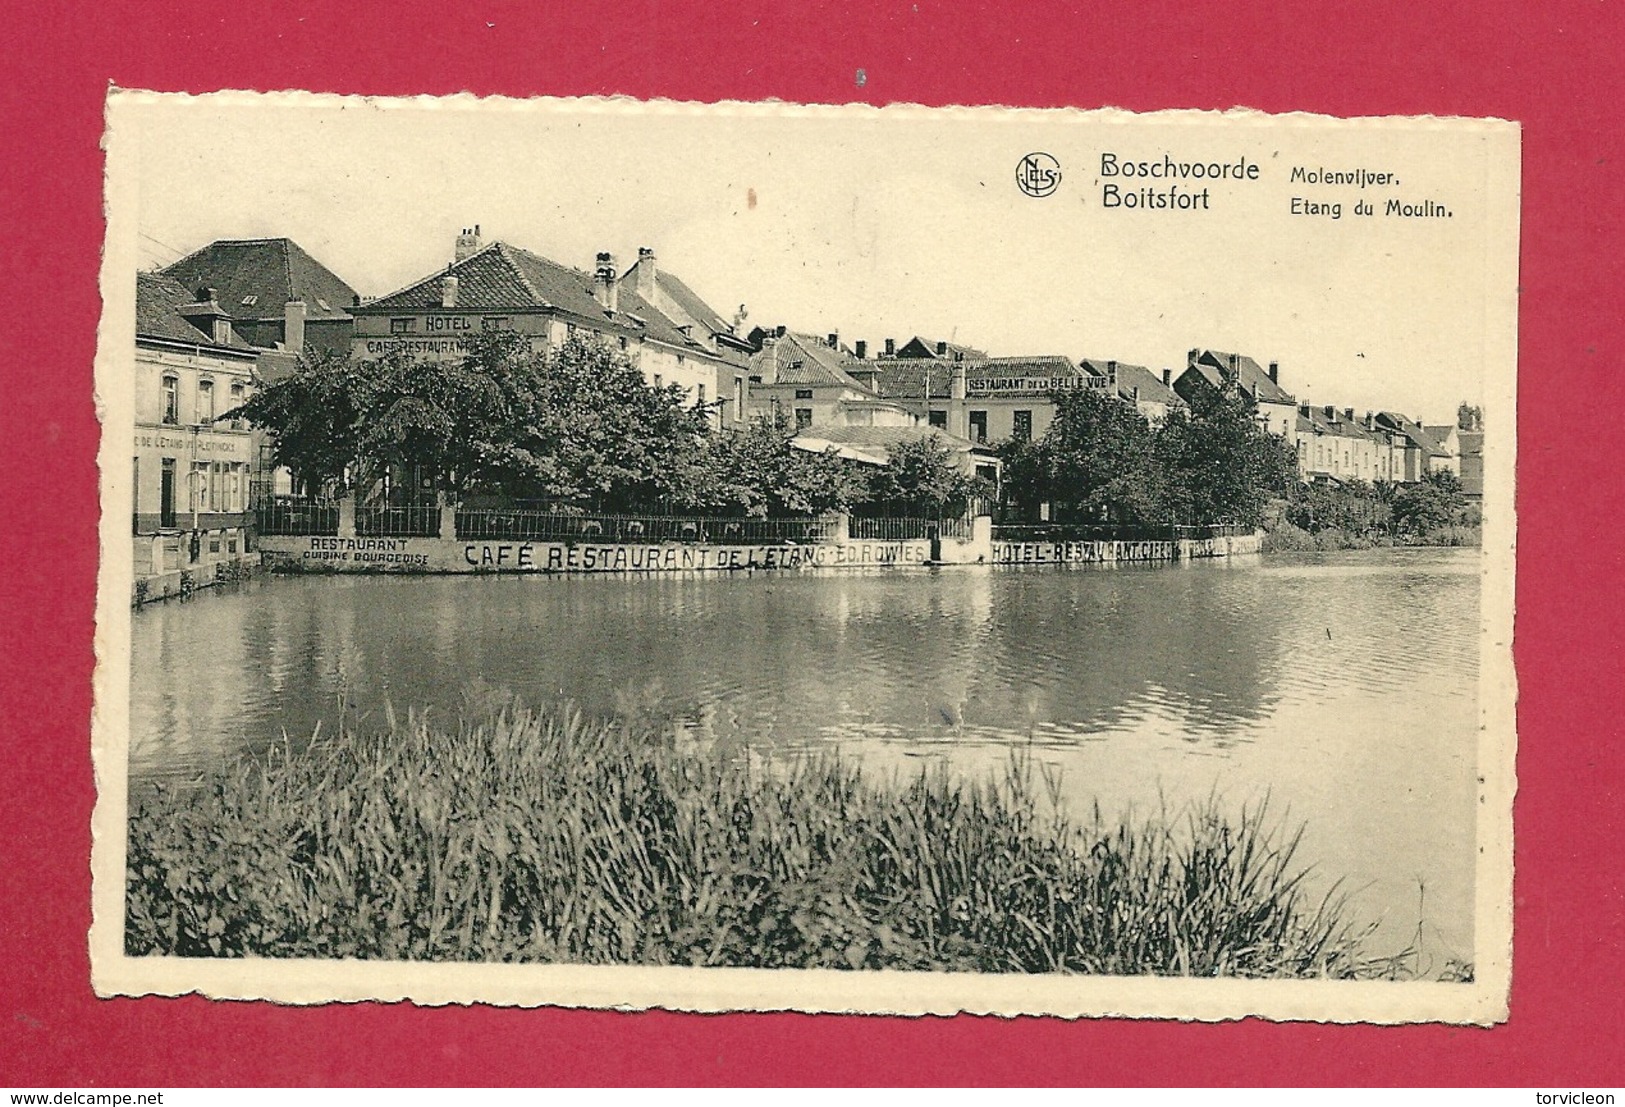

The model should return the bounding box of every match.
[351,228,751,429]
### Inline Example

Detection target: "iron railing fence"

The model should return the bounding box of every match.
[992,522,1254,543]
[455,509,840,546]
[848,516,972,542]
[256,496,340,537]
[356,503,442,538]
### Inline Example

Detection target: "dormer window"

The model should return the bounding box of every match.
[315,298,331,311]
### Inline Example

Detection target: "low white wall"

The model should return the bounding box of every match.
[260,534,939,574]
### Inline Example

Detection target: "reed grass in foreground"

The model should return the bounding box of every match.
[127,706,1428,977]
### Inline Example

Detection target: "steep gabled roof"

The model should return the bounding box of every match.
[1375,411,1449,458]
[135,272,255,352]
[161,238,358,322]
[752,332,872,389]
[1186,349,1296,405]
[894,336,989,361]
[360,242,715,355]
[1077,358,1182,407]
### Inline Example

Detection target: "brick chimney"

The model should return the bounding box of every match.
[1324,405,1338,422]
[283,299,306,352]
[593,252,619,313]
[1162,368,1173,387]
[936,340,948,356]
[854,340,867,359]
[1344,407,1355,421]
[635,246,657,300]
[951,362,967,401]
[827,332,839,349]
[1188,348,1200,368]
[454,224,483,263]
[1228,353,1240,374]
[885,338,896,357]
[1268,360,1279,383]
[1107,359,1118,382]
[440,273,459,309]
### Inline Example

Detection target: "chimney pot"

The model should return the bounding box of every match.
[885,338,896,356]
[635,247,657,300]
[854,340,867,359]
[1268,360,1279,383]
[593,252,619,313]
[454,225,484,263]
[1162,368,1173,387]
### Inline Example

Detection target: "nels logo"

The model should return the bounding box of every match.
[1017,152,1061,198]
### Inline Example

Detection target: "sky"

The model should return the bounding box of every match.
[118,94,1519,423]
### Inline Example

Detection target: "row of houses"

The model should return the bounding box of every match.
[132,226,1482,584]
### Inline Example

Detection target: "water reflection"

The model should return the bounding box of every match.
[129,547,1481,959]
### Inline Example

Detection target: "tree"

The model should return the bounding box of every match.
[231,331,710,510]
[1036,387,1163,524]
[679,415,870,517]
[1457,402,1484,432]
[868,434,988,518]
[1392,469,1468,535]
[1154,385,1298,527]
[230,349,365,497]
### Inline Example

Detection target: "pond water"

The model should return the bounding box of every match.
[129,548,1482,961]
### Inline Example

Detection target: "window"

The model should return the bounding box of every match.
[161,375,179,424]
[1013,410,1033,439]
[241,294,258,306]
[229,382,245,429]
[969,410,988,443]
[795,408,813,430]
[794,388,814,400]
[191,461,209,513]
[197,379,214,423]
[390,317,416,334]
[928,410,947,429]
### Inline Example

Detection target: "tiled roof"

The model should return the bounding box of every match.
[161,238,358,322]
[752,332,871,389]
[361,242,715,355]
[895,336,989,361]
[1298,406,1385,443]
[135,272,255,352]
[1187,349,1296,405]
[622,258,733,337]
[871,355,1081,399]
[1375,411,1449,457]
[1077,358,1182,406]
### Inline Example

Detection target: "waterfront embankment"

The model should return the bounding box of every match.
[125,702,1432,977]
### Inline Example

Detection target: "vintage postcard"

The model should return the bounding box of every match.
[90,91,1519,1022]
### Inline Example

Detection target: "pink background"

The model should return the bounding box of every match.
[2,1,1620,1086]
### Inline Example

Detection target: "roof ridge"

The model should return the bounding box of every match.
[279,238,294,304]
[495,242,553,307]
